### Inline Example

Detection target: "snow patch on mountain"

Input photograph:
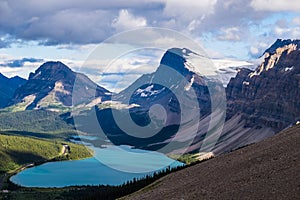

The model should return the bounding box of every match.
[184,75,194,91]
[285,66,294,72]
[135,84,165,97]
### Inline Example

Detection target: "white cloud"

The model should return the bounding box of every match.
[163,0,217,20]
[100,74,142,92]
[292,17,300,26]
[274,26,300,38]
[250,46,259,56]
[0,0,298,65]
[291,27,300,38]
[0,0,289,49]
[249,42,268,57]
[0,64,38,79]
[105,57,156,74]
[275,26,289,36]
[78,48,162,91]
[271,18,300,39]
[212,58,253,69]
[218,27,242,41]
[203,48,225,59]
[112,9,147,32]
[251,0,300,12]
[187,20,202,32]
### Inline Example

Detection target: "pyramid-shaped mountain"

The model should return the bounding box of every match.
[9,61,111,110]
[90,48,224,153]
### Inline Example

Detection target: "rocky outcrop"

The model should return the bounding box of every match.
[226,39,300,132]
[262,39,300,55]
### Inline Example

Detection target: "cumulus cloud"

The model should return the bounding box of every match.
[272,18,300,39]
[249,42,269,58]
[0,0,298,62]
[22,9,115,45]
[274,26,300,38]
[112,9,147,32]
[162,0,217,20]
[251,0,300,12]
[77,48,162,91]
[99,74,142,92]
[250,46,260,56]
[200,0,266,31]
[0,0,161,45]
[292,17,300,26]
[218,27,242,41]
[0,0,269,46]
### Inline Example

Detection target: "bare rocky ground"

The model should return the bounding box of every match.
[123,124,300,200]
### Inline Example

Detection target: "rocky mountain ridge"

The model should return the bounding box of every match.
[226,39,300,132]
[8,61,111,111]
[262,39,300,55]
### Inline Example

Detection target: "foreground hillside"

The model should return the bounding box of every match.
[124,124,300,200]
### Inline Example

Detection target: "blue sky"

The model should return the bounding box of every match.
[0,0,299,91]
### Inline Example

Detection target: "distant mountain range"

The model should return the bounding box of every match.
[0,39,299,155]
[70,39,300,154]
[0,74,26,108]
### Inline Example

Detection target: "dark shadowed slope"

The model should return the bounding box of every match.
[124,124,300,200]
[0,73,26,108]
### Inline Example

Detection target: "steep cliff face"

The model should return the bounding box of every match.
[226,39,300,132]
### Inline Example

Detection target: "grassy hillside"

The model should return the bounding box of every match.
[0,134,92,173]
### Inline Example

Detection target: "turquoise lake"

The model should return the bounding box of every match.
[10,143,184,188]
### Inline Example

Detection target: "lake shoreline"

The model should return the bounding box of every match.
[1,143,94,191]
[9,143,184,188]
[1,154,214,200]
